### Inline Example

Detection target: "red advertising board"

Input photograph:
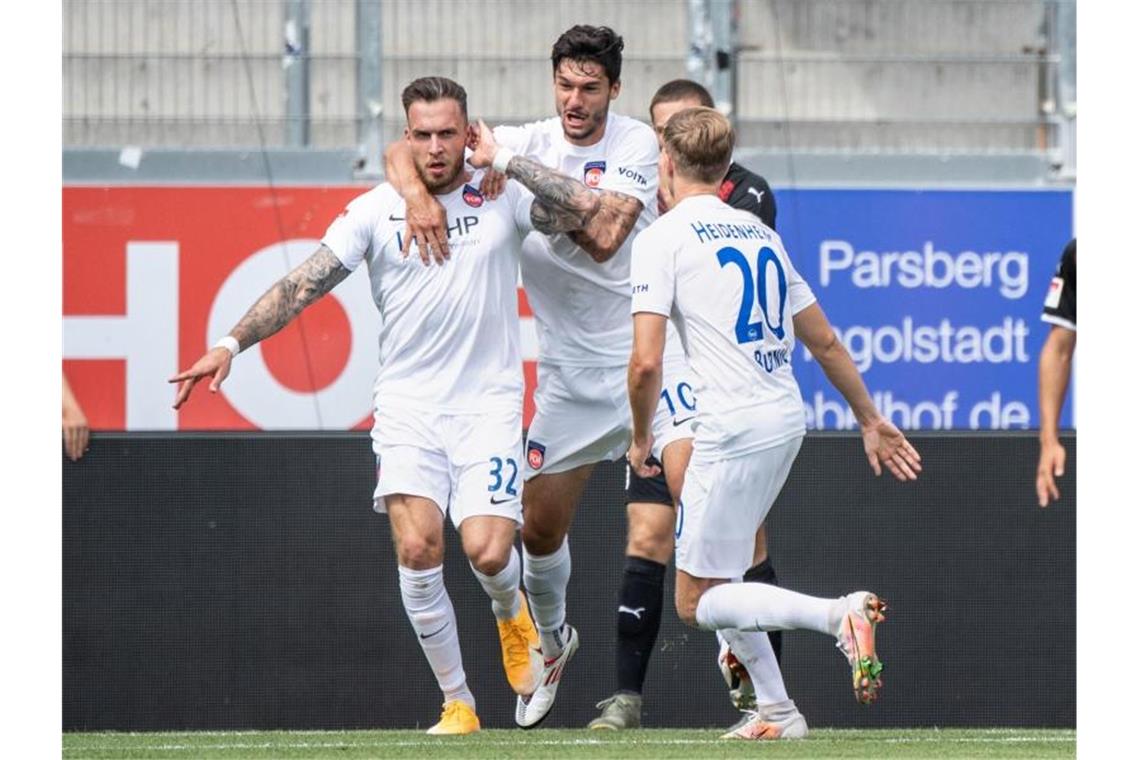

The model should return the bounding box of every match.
[63,186,538,430]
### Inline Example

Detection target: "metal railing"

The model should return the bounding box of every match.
[63,0,1075,161]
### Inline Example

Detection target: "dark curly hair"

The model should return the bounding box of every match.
[550,25,624,84]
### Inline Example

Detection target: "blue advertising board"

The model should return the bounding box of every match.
[774,188,1074,430]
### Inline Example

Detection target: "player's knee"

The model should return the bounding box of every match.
[626,529,672,564]
[466,541,510,576]
[396,533,443,570]
[521,521,564,556]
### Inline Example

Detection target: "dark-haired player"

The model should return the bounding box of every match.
[385,26,698,728]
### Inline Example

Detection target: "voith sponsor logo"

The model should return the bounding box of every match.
[616,166,648,187]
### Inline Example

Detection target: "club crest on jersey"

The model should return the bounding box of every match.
[462,184,484,208]
[583,161,606,188]
[526,440,546,470]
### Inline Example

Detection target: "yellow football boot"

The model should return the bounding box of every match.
[497,591,543,696]
[425,700,480,735]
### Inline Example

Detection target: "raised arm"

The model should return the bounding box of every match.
[469,120,636,263]
[383,139,451,264]
[168,246,349,408]
[793,303,922,481]
[565,191,644,263]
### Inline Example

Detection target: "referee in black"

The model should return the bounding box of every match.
[589,79,783,731]
[1037,238,1076,507]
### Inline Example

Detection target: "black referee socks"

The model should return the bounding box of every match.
[615,556,667,695]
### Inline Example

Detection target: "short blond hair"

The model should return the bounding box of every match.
[662,106,734,184]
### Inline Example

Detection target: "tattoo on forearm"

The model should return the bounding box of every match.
[230,246,349,349]
[507,155,600,234]
[567,190,643,262]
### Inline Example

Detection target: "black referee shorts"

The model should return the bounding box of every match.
[626,456,673,506]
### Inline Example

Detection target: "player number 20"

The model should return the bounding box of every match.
[716,245,788,344]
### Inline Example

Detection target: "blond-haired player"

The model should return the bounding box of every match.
[627,107,922,740]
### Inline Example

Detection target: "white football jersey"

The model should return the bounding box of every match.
[321,176,534,413]
[495,113,683,366]
[630,194,817,457]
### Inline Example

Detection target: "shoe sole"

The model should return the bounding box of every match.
[845,594,888,704]
[516,629,579,730]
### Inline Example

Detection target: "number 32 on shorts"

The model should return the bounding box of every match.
[488,456,519,502]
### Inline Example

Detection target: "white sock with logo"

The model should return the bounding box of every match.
[695,581,847,637]
[523,539,572,657]
[720,628,790,707]
[398,564,475,709]
[470,546,523,621]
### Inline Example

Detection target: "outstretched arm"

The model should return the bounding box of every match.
[168,246,349,409]
[793,303,922,481]
[1036,325,1075,506]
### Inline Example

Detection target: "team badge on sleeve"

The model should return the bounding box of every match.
[1044,277,1064,309]
[462,184,485,208]
[526,440,546,470]
[583,161,606,188]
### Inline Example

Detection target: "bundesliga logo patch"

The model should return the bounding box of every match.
[718,178,735,202]
[583,161,606,188]
[462,184,484,208]
[526,440,546,470]
[1044,277,1064,308]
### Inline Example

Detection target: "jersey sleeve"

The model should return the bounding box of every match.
[783,244,817,315]
[493,123,536,155]
[321,188,392,271]
[630,226,675,317]
[597,121,658,209]
[504,181,536,237]
[1041,239,1076,330]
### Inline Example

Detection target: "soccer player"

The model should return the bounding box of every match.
[385,26,698,728]
[169,76,613,735]
[628,107,922,739]
[1036,238,1076,507]
[589,78,783,731]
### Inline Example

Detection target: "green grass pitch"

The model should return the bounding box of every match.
[63,728,1074,759]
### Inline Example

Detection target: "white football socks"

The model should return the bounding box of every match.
[523,539,572,657]
[470,546,523,621]
[696,581,847,637]
[720,628,789,706]
[398,564,475,709]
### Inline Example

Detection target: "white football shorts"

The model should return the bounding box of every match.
[524,355,696,480]
[674,435,803,579]
[371,405,524,527]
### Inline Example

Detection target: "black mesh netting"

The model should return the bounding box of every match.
[63,432,1075,731]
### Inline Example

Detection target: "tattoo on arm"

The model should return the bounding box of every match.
[230,246,350,350]
[505,155,601,235]
[567,190,644,263]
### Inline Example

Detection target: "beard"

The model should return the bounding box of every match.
[416,157,464,193]
[561,107,607,141]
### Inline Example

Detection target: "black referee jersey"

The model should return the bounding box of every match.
[1041,239,1076,331]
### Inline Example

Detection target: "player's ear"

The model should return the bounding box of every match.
[609,78,621,101]
[466,123,479,150]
